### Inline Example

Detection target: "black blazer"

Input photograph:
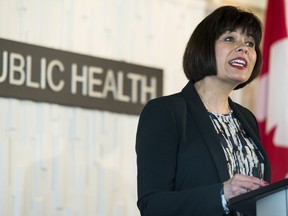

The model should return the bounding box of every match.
[136,81,271,216]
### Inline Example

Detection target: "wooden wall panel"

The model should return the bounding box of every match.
[0,0,219,215]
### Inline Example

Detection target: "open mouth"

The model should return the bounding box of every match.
[229,57,247,68]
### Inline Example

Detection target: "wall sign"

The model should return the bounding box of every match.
[0,38,163,115]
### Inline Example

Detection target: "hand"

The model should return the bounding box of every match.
[223,174,269,201]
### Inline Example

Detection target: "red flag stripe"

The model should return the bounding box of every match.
[261,0,288,76]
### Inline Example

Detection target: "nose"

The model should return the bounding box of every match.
[236,43,248,54]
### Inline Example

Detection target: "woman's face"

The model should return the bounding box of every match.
[215,28,257,86]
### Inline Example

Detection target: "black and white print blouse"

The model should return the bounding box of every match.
[208,110,265,179]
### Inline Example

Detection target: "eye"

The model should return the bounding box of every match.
[245,41,255,48]
[224,36,234,42]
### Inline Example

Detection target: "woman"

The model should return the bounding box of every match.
[136,5,271,216]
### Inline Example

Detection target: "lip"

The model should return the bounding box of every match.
[229,57,248,69]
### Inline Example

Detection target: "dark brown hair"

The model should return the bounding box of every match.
[182,5,262,89]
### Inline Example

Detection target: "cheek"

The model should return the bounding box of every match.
[247,54,257,72]
[215,49,226,66]
[250,51,257,65]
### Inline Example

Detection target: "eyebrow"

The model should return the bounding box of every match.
[224,29,255,39]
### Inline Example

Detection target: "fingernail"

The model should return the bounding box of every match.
[264,181,270,186]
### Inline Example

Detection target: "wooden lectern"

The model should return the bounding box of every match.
[229,178,288,216]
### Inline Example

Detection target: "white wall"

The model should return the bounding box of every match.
[0,0,208,215]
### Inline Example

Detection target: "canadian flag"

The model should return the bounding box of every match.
[256,0,288,182]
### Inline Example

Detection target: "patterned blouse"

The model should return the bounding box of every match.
[208,110,264,179]
[208,110,265,215]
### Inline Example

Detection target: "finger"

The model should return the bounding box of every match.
[228,184,250,197]
[233,174,269,188]
[238,179,268,191]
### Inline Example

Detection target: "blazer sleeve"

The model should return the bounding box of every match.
[136,98,225,216]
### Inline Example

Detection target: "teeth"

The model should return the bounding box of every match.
[230,59,247,67]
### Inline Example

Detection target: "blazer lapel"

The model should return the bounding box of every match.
[181,81,230,182]
[229,100,261,146]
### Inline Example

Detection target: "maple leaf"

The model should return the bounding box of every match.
[265,38,288,148]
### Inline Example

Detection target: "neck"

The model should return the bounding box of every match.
[199,94,231,114]
[194,79,231,114]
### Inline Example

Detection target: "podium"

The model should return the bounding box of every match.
[229,178,288,216]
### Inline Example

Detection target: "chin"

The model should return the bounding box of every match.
[231,75,249,83]
[230,78,249,87]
